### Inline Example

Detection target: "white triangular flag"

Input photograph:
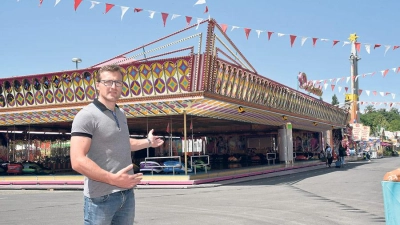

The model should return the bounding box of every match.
[365,44,370,54]
[384,45,390,56]
[366,90,370,96]
[355,75,361,82]
[329,78,332,83]
[380,92,384,97]
[392,68,397,73]
[323,83,328,90]
[255,30,263,38]
[277,33,285,37]
[120,6,129,21]
[338,86,342,93]
[346,76,350,83]
[301,37,308,46]
[196,18,203,30]
[148,10,156,19]
[89,1,100,9]
[55,0,61,7]
[342,41,350,47]
[171,14,181,20]
[321,38,329,41]
[392,93,396,99]
[231,26,239,31]
[194,0,206,5]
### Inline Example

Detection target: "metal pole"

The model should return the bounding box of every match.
[184,110,188,175]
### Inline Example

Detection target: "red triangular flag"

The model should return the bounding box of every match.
[333,40,340,47]
[374,44,381,49]
[290,35,297,47]
[373,91,377,96]
[161,13,169,27]
[267,31,274,41]
[345,87,349,92]
[331,84,335,91]
[204,6,208,13]
[220,24,227,33]
[166,123,170,133]
[39,0,43,7]
[244,28,251,40]
[186,16,192,26]
[355,42,361,52]
[104,3,114,14]
[312,38,318,47]
[383,69,389,77]
[134,8,143,13]
[394,46,400,50]
[358,89,363,96]
[390,103,394,107]
[385,92,391,96]
[397,67,400,73]
[74,0,83,11]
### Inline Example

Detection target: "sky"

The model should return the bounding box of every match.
[1,0,400,111]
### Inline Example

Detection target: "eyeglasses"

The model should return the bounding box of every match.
[100,80,123,87]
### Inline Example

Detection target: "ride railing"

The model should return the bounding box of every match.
[190,155,210,174]
[143,156,183,175]
[266,153,276,165]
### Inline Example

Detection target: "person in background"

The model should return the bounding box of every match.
[70,65,164,225]
[325,144,333,167]
[338,140,347,167]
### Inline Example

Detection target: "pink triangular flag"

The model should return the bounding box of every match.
[204,6,208,13]
[290,35,297,47]
[355,42,361,52]
[358,89,363,96]
[161,12,169,27]
[373,91,377,96]
[394,46,400,50]
[74,0,83,11]
[312,38,318,47]
[333,40,340,47]
[267,31,274,40]
[105,3,114,14]
[374,44,381,49]
[186,16,192,26]
[220,23,227,33]
[244,28,251,40]
[331,84,335,91]
[134,8,143,12]
[382,69,389,77]
[345,87,349,92]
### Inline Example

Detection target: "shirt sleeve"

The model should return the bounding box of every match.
[71,108,95,138]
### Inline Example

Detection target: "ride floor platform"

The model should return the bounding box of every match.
[0,160,324,188]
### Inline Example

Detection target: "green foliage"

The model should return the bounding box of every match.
[331,94,339,106]
[360,106,400,135]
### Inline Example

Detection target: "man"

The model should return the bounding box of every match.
[70,65,163,225]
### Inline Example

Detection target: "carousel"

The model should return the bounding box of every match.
[0,19,348,182]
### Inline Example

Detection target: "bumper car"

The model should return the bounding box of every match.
[162,161,192,174]
[139,161,163,174]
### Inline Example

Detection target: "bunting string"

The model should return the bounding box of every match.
[24,0,399,56]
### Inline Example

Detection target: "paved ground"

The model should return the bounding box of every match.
[0,157,396,225]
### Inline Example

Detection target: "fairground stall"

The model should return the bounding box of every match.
[0,19,349,180]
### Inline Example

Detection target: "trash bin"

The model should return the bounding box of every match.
[382,181,400,224]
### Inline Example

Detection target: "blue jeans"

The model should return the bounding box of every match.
[340,156,345,166]
[84,189,135,225]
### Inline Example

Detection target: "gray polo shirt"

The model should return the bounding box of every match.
[71,99,132,198]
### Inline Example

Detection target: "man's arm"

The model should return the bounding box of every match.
[70,136,142,188]
[130,129,164,151]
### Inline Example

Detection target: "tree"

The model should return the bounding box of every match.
[331,94,339,106]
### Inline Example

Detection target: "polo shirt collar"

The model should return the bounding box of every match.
[93,98,119,112]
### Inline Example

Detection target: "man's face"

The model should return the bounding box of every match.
[96,71,123,102]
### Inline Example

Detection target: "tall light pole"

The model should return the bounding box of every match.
[72,58,82,69]
[348,33,361,124]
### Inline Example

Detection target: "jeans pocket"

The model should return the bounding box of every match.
[90,194,110,204]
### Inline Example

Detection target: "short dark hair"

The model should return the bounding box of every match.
[97,65,124,82]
